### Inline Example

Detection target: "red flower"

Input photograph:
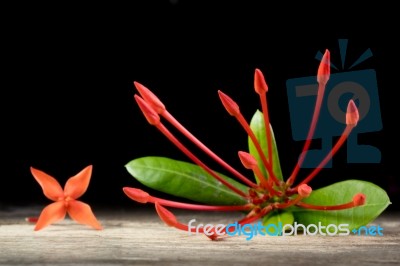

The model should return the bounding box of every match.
[125,49,369,240]
[31,165,102,231]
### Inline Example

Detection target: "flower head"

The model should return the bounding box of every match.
[31,165,102,231]
[124,48,389,240]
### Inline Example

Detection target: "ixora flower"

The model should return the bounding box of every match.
[30,165,102,231]
[124,49,390,240]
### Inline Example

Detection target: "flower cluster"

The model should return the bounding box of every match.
[123,49,371,240]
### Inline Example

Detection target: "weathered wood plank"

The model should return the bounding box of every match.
[1,206,399,265]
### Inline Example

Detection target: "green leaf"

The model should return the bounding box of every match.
[293,180,391,232]
[125,156,248,205]
[248,110,283,182]
[262,210,294,236]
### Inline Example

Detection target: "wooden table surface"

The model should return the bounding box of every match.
[1,205,399,265]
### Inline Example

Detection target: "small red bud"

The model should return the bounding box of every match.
[134,81,166,114]
[218,90,240,116]
[353,193,366,206]
[238,151,258,170]
[298,184,312,198]
[346,100,359,126]
[254,68,268,94]
[155,202,178,227]
[134,95,161,126]
[123,187,150,204]
[317,49,330,85]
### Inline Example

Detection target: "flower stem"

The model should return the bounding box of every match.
[134,94,249,198]
[259,94,273,170]
[156,122,249,198]
[124,187,253,211]
[286,83,325,186]
[296,193,366,210]
[295,125,354,188]
[254,68,273,170]
[218,90,279,185]
[135,82,259,189]
[293,100,359,189]
[162,111,259,189]
[155,203,221,240]
[287,49,330,186]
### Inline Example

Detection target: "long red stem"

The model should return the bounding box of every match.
[287,49,330,186]
[162,111,258,189]
[218,90,279,185]
[253,167,278,196]
[286,83,326,186]
[296,193,366,210]
[134,95,248,198]
[134,82,259,189]
[151,197,252,211]
[260,95,273,169]
[295,126,354,188]
[155,203,223,240]
[123,187,252,211]
[254,69,274,170]
[289,100,359,194]
[156,123,248,198]
[238,205,273,225]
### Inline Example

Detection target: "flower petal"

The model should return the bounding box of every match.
[67,200,102,230]
[30,167,64,201]
[64,165,92,199]
[34,201,66,231]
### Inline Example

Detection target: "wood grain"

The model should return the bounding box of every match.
[1,206,399,265]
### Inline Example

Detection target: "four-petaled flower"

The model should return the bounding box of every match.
[31,165,103,231]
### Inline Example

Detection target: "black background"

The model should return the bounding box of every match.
[2,1,398,211]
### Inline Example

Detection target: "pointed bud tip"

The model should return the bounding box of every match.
[298,184,312,198]
[134,95,161,125]
[30,166,38,173]
[317,49,331,85]
[133,81,165,114]
[123,187,150,204]
[254,68,268,94]
[353,193,366,206]
[218,90,240,116]
[346,100,359,126]
[133,81,141,88]
[155,202,178,227]
[238,151,257,170]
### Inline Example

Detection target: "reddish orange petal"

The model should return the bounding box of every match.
[64,165,92,199]
[238,151,258,170]
[134,94,161,125]
[317,49,331,85]
[67,200,102,230]
[218,90,240,116]
[346,99,359,126]
[30,167,64,201]
[123,187,150,203]
[34,201,66,231]
[155,202,178,227]
[254,68,268,94]
[134,81,166,114]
